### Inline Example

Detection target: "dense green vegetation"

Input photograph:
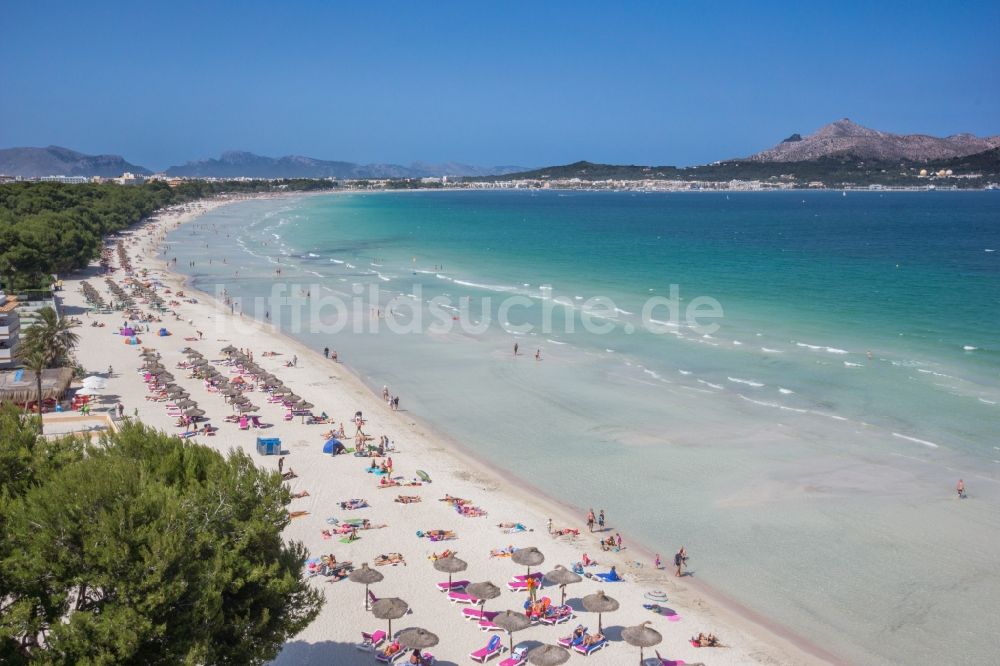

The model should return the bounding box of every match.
[472,148,1000,188]
[0,180,336,290]
[0,406,323,664]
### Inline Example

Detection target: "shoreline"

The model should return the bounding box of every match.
[154,194,841,665]
[59,192,842,665]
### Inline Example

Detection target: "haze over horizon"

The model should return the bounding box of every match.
[1,1,998,170]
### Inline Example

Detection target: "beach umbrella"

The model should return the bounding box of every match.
[621,620,663,665]
[370,597,409,639]
[185,408,205,417]
[322,438,343,454]
[295,400,314,410]
[185,350,203,357]
[284,393,301,403]
[75,387,100,397]
[237,404,259,412]
[148,368,168,376]
[396,627,439,651]
[158,373,175,382]
[432,555,468,590]
[182,347,195,353]
[512,547,545,576]
[492,610,531,654]
[223,388,242,397]
[348,563,384,610]
[176,399,197,408]
[82,376,107,389]
[192,358,208,366]
[221,345,237,354]
[527,645,570,666]
[272,386,292,395]
[544,565,582,606]
[582,589,619,633]
[465,581,501,617]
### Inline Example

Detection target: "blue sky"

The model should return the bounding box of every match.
[1,1,998,169]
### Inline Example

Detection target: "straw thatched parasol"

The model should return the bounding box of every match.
[465,581,501,616]
[184,408,205,417]
[284,393,301,403]
[237,404,259,412]
[370,597,409,639]
[432,555,468,589]
[191,358,208,366]
[621,620,662,664]
[176,399,197,408]
[582,589,619,632]
[221,345,238,353]
[544,565,582,606]
[396,627,439,650]
[527,644,570,666]
[512,547,545,576]
[492,609,531,654]
[295,400,314,410]
[348,563,383,610]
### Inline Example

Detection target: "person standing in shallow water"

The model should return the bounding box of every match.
[586,509,596,532]
[675,547,688,577]
[957,479,966,498]
[598,509,605,531]
[513,342,518,356]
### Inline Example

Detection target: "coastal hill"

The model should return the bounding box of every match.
[482,147,1000,187]
[164,151,525,179]
[0,145,151,178]
[746,118,1000,162]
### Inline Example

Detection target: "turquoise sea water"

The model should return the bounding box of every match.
[168,190,1000,665]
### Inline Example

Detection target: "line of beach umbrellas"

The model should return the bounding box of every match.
[354,545,663,664]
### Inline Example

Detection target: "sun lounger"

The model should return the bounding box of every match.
[538,604,574,625]
[448,590,479,604]
[574,638,607,655]
[356,629,387,651]
[506,579,540,591]
[375,642,404,663]
[558,626,587,649]
[511,572,543,583]
[479,619,501,631]
[462,608,499,622]
[655,651,686,666]
[498,647,528,666]
[469,635,503,663]
[436,579,469,592]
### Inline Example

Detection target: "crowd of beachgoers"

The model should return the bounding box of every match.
[54,198,828,665]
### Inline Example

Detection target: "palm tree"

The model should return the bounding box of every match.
[19,307,80,367]
[19,348,49,433]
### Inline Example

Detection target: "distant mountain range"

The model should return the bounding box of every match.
[746,118,1000,162]
[163,151,525,179]
[2,120,998,181]
[0,146,152,178]
[0,145,525,179]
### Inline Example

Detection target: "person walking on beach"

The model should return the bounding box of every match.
[535,349,541,361]
[586,509,596,532]
[957,479,966,499]
[674,547,688,577]
[292,354,298,367]
[654,553,662,569]
[615,532,623,549]
[514,342,519,357]
[323,346,329,358]
[116,402,125,419]
[383,386,390,402]
[598,509,605,531]
[278,456,285,475]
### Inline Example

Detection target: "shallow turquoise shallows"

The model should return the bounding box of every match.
[168,190,1000,666]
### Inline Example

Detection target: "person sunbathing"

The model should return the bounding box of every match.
[288,510,309,518]
[490,545,516,558]
[375,552,406,566]
[379,641,401,659]
[290,490,309,499]
[440,494,470,505]
[395,495,421,503]
[379,477,400,487]
[340,499,366,510]
[692,632,721,647]
[281,470,297,480]
[568,625,586,646]
[429,549,456,560]
[553,527,580,536]
[582,632,605,647]
[419,529,456,540]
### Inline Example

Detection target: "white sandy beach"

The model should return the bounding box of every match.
[58,196,838,666]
